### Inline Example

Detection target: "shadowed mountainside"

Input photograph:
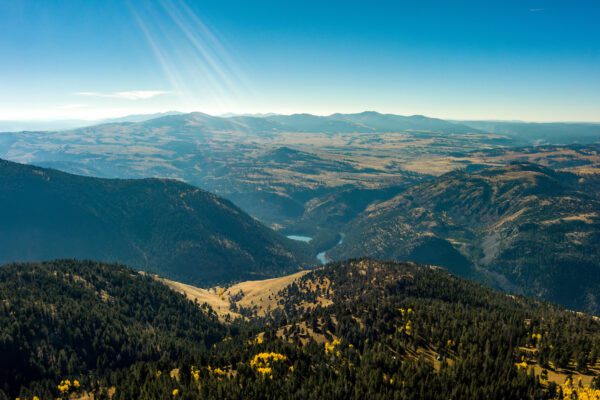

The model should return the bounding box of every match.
[0,159,312,285]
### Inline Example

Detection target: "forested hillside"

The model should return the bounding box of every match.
[2,259,599,399]
[332,163,600,313]
[0,260,226,399]
[0,159,311,285]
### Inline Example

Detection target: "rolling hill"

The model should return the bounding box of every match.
[330,163,600,313]
[0,158,311,285]
[3,259,599,399]
[262,259,600,398]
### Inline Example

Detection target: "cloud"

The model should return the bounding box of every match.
[75,90,169,100]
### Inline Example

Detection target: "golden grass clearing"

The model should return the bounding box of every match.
[526,362,600,387]
[541,212,598,225]
[224,270,310,316]
[159,277,240,320]
[518,347,599,386]
[159,270,310,321]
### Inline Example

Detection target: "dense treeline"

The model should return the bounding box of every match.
[2,259,599,399]
[266,259,600,398]
[0,260,226,399]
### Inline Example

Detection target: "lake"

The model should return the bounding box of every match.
[286,235,312,243]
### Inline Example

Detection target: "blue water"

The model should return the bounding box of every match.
[286,235,312,243]
[316,251,329,265]
[287,233,343,265]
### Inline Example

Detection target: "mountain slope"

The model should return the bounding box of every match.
[260,259,600,398]
[331,163,600,313]
[3,259,600,399]
[0,159,311,285]
[104,259,600,399]
[0,260,226,398]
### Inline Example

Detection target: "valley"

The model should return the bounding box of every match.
[2,113,599,238]
[1,113,600,314]
[1,112,600,399]
[3,1,600,398]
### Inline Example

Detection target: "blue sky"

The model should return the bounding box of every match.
[1,0,599,121]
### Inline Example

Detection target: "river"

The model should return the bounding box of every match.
[287,233,344,265]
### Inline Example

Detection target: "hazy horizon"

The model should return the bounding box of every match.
[2,109,600,125]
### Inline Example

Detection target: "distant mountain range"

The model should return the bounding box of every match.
[99,111,183,124]
[65,111,479,136]
[250,111,482,134]
[459,120,600,145]
[0,111,474,134]
[0,158,311,285]
[331,163,600,313]
[3,111,599,145]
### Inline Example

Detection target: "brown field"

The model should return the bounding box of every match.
[159,270,310,321]
[467,147,600,175]
[158,278,237,320]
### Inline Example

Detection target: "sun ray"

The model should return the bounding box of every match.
[128,0,254,113]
